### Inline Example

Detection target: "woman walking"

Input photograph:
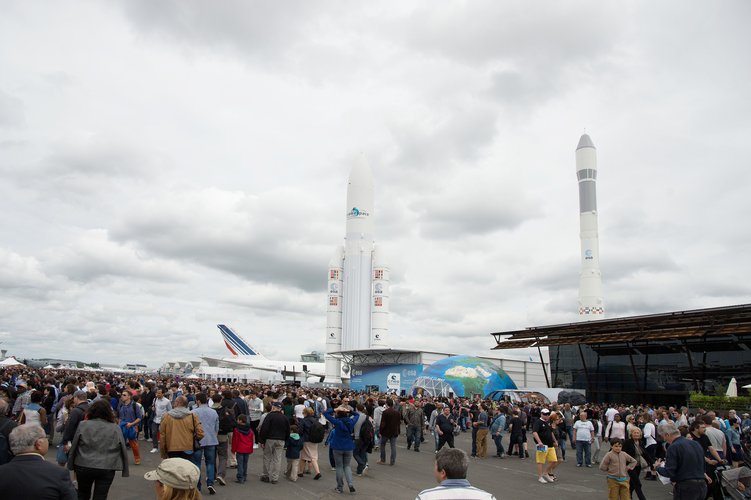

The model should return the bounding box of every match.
[299,407,322,480]
[67,400,129,500]
[323,403,360,494]
[623,427,651,500]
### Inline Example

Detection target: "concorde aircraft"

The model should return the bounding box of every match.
[200,325,330,382]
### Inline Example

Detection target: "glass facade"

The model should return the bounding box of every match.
[550,335,751,406]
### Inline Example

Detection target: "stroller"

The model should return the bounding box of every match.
[719,466,751,499]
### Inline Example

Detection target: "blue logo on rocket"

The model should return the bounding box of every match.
[348,207,369,218]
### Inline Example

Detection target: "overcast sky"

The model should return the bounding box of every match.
[1,1,750,367]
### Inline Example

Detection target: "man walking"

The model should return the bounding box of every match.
[160,396,204,461]
[435,406,457,451]
[378,399,401,466]
[655,421,708,500]
[191,393,219,495]
[405,400,423,452]
[258,401,290,484]
[573,410,595,467]
[532,408,558,484]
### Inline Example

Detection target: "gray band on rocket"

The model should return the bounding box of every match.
[579,181,597,213]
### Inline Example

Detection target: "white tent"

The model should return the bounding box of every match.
[43,365,55,369]
[727,377,738,398]
[0,357,24,367]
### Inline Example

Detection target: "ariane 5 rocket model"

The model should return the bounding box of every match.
[576,134,604,316]
[325,156,389,383]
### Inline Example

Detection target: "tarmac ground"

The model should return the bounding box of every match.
[47,431,675,499]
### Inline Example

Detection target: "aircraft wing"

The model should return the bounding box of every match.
[200,357,325,379]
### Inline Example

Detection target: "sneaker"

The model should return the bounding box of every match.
[538,477,548,484]
[216,476,226,486]
[363,465,368,475]
[586,464,592,468]
[271,480,278,484]
[335,487,343,494]
[207,485,216,495]
[543,474,555,483]
[577,463,582,467]
[349,486,356,493]
[331,467,336,471]
[298,473,304,477]
[150,448,159,454]
[260,476,270,483]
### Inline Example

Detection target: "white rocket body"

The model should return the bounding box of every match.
[576,134,604,316]
[325,156,389,383]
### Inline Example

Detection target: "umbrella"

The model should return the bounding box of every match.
[726,377,738,398]
[742,384,751,389]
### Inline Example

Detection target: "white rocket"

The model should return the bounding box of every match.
[325,156,389,383]
[576,134,604,316]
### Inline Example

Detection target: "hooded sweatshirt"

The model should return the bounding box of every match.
[159,407,204,459]
[286,432,303,459]
[231,422,255,454]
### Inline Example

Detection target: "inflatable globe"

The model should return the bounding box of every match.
[411,355,517,398]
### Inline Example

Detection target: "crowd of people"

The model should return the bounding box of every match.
[1,364,749,500]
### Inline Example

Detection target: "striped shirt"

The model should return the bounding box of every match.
[416,479,496,500]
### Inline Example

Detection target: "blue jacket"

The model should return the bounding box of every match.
[323,409,359,451]
[286,433,304,459]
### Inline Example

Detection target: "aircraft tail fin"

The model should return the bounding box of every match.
[217,324,265,358]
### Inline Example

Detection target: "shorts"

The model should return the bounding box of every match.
[536,447,557,464]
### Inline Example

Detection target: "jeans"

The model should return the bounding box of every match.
[143,413,152,440]
[190,445,216,489]
[216,434,229,480]
[575,440,591,465]
[379,436,397,465]
[74,466,115,500]
[406,425,421,451]
[262,439,285,481]
[353,439,368,474]
[433,430,440,450]
[150,421,160,448]
[493,433,505,456]
[236,452,249,482]
[471,426,478,456]
[559,436,567,459]
[333,450,354,490]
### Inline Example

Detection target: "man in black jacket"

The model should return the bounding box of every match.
[258,402,291,484]
[0,424,77,499]
[62,391,89,454]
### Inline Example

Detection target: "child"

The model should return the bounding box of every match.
[285,424,304,481]
[599,438,637,500]
[231,414,255,484]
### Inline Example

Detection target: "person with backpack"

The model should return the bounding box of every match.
[353,403,373,476]
[299,406,323,480]
[117,390,143,465]
[0,399,18,466]
[324,403,360,494]
[212,392,236,486]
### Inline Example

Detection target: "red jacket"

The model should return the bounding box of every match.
[231,425,255,454]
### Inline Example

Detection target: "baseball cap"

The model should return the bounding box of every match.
[271,401,282,408]
[541,408,550,414]
[73,390,88,399]
[144,458,199,490]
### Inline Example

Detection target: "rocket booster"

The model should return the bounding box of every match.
[576,134,604,316]
[325,155,389,383]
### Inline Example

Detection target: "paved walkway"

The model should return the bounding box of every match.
[50,433,673,499]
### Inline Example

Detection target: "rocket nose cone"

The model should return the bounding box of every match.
[348,154,374,184]
[576,134,595,150]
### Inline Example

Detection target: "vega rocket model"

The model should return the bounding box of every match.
[576,133,604,316]
[325,156,389,384]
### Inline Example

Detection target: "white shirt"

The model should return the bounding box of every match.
[643,422,657,447]
[605,408,618,422]
[573,420,594,441]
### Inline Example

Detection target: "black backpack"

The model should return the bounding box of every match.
[308,420,325,444]
[0,420,14,465]
[359,417,374,445]
[218,403,237,433]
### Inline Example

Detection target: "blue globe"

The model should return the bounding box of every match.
[416,355,517,397]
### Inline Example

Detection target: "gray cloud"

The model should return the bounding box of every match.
[0,89,25,127]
